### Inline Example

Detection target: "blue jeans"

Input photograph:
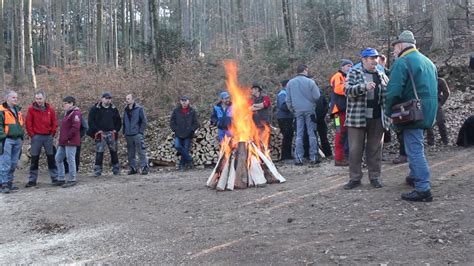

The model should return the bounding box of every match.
[295,111,318,162]
[175,137,192,166]
[56,146,77,182]
[404,129,431,192]
[0,138,22,185]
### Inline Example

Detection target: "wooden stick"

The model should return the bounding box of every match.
[248,155,267,186]
[216,154,231,191]
[234,142,248,189]
[226,156,237,191]
[250,142,286,183]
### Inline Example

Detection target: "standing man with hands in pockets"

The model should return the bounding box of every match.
[87,92,122,176]
[123,94,149,175]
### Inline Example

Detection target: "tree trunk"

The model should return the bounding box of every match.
[0,0,5,91]
[129,0,134,68]
[11,0,18,83]
[121,0,129,70]
[366,0,373,26]
[384,0,393,68]
[18,0,25,81]
[236,0,251,59]
[430,0,450,51]
[97,0,104,64]
[113,2,119,69]
[25,0,36,88]
[281,0,294,53]
[150,0,160,74]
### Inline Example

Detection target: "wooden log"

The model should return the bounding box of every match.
[248,155,267,186]
[226,156,237,191]
[206,151,225,188]
[234,142,248,189]
[216,154,231,191]
[250,142,286,183]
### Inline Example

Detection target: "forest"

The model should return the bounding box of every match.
[0,0,472,118]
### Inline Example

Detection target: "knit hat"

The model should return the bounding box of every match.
[220,91,230,99]
[340,59,353,67]
[361,48,380,58]
[180,95,189,101]
[101,92,112,98]
[391,30,416,46]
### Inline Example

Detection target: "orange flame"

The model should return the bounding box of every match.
[223,60,271,161]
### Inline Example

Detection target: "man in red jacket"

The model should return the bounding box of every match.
[25,90,59,187]
[54,96,82,188]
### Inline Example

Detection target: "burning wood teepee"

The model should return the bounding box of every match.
[206,60,286,191]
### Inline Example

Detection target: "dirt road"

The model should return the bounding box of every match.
[0,146,473,264]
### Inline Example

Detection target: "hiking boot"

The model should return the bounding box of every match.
[405,175,415,187]
[52,180,66,186]
[185,162,194,170]
[334,159,349,166]
[128,168,138,175]
[1,186,10,194]
[62,181,77,188]
[343,180,361,190]
[309,160,321,168]
[370,178,383,188]
[392,155,407,164]
[178,164,186,171]
[7,184,19,191]
[25,181,37,188]
[141,167,149,175]
[401,190,433,202]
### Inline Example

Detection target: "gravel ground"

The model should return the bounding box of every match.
[0,145,473,264]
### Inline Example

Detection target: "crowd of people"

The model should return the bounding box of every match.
[0,30,458,202]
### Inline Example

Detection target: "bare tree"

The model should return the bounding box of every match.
[282,0,294,52]
[25,0,36,88]
[431,0,451,51]
[18,0,25,80]
[0,0,5,91]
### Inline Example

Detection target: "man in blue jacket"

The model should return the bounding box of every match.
[123,94,149,175]
[286,64,321,166]
[386,30,438,202]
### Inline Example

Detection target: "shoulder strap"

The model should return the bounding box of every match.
[403,57,420,100]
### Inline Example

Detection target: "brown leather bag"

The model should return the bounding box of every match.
[390,58,424,125]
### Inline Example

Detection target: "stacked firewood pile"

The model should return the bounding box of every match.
[148,120,283,167]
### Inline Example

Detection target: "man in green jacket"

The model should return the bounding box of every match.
[385,30,438,202]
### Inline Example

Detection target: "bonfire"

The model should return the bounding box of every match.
[206,60,286,190]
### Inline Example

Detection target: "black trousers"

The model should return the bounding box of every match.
[397,131,406,156]
[277,118,294,160]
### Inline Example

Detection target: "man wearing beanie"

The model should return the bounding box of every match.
[386,30,438,202]
[344,48,390,190]
[87,92,122,176]
[329,59,353,166]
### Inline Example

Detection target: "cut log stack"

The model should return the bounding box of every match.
[148,120,283,167]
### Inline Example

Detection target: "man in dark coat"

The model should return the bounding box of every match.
[87,92,122,176]
[170,96,199,171]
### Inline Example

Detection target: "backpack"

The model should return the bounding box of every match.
[80,116,88,138]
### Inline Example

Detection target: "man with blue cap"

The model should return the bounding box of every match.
[343,48,390,190]
[210,91,232,142]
